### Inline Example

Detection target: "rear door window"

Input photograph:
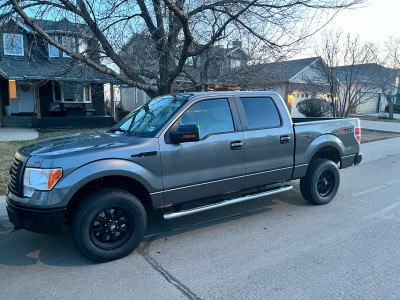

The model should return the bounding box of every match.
[240,97,281,129]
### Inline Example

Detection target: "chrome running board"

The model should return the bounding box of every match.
[163,185,292,220]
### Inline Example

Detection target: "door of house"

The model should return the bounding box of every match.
[10,83,36,114]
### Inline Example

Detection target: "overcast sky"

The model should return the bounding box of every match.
[323,0,399,45]
[295,0,399,59]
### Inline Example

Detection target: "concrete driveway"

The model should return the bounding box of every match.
[0,127,38,141]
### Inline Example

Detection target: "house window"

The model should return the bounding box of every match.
[53,82,91,103]
[62,36,76,57]
[230,59,241,68]
[49,36,59,57]
[3,33,24,56]
[78,37,87,54]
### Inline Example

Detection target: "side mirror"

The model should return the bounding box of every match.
[169,124,200,144]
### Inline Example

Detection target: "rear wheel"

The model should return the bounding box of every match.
[71,188,147,262]
[300,159,340,205]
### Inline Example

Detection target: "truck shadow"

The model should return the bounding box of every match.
[0,186,309,267]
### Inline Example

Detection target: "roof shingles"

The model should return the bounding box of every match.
[216,57,319,85]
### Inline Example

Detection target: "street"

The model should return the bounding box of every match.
[1,142,400,299]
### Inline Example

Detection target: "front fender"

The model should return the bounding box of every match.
[55,159,162,206]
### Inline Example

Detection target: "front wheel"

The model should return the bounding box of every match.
[300,159,340,205]
[71,188,147,262]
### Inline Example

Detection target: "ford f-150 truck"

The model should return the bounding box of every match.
[6,91,362,262]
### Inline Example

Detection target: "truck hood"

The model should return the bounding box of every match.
[20,131,132,156]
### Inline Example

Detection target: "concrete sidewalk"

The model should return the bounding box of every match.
[357,112,400,119]
[0,127,38,141]
[361,119,400,133]
[1,136,400,232]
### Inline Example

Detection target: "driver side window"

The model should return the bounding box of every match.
[180,99,234,139]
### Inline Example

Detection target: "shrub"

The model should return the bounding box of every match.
[296,98,331,117]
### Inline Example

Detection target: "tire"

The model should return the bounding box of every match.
[300,158,340,205]
[71,188,147,262]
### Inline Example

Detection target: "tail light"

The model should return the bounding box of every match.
[354,127,361,143]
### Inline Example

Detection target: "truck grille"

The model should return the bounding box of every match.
[8,157,24,197]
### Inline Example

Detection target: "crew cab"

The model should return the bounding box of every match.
[6,91,362,261]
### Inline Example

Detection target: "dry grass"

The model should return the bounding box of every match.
[0,127,107,195]
[361,129,400,143]
[1,127,399,195]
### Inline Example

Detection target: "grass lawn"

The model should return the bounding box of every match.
[0,127,108,195]
[1,127,400,195]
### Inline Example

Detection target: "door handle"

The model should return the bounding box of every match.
[280,135,291,144]
[230,140,243,150]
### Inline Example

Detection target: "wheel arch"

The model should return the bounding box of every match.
[293,134,344,179]
[64,175,153,225]
[309,145,342,165]
[59,159,163,225]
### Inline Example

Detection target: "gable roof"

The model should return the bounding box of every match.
[333,63,399,84]
[216,57,320,85]
[5,16,91,36]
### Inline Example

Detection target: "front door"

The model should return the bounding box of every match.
[159,98,245,205]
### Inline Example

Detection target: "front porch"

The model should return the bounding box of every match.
[0,79,117,128]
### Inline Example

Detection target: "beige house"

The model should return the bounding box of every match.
[215,57,331,117]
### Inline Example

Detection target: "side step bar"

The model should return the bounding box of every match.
[163,185,292,220]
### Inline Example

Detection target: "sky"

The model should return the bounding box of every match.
[294,0,400,59]
[323,0,399,45]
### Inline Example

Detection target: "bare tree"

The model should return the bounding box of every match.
[373,38,400,119]
[1,0,364,97]
[309,31,381,117]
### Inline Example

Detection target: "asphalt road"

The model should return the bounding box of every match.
[1,153,400,299]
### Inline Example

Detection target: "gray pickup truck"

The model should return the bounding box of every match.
[6,91,362,261]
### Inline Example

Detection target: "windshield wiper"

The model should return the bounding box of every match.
[110,128,129,133]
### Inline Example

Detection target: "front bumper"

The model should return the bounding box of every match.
[6,197,66,235]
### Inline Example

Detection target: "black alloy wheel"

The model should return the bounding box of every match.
[90,207,134,250]
[317,169,336,197]
[300,158,340,205]
[72,188,147,262]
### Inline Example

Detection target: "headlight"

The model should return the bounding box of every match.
[23,168,62,197]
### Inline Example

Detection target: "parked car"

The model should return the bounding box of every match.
[6,91,362,261]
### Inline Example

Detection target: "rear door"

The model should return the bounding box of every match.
[235,96,294,189]
[159,97,245,205]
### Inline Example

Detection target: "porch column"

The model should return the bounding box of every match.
[110,83,118,122]
[110,83,115,121]
[35,85,41,119]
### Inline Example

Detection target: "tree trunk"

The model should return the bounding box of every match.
[387,95,394,119]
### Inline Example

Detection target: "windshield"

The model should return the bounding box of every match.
[111,94,191,137]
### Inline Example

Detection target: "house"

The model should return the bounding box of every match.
[333,63,399,114]
[215,57,331,117]
[175,41,249,92]
[118,38,248,112]
[0,17,118,128]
